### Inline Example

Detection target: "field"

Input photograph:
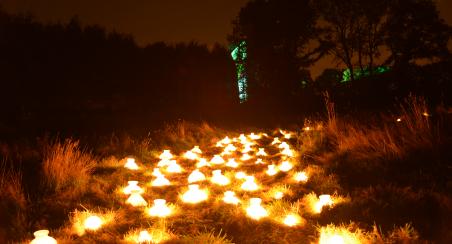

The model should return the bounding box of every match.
[1,97,451,243]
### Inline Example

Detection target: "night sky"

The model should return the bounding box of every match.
[3,0,449,46]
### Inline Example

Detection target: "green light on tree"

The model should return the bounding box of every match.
[230,41,248,103]
[341,66,390,83]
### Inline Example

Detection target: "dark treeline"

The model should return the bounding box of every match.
[0,10,238,137]
[1,0,452,138]
[231,0,452,113]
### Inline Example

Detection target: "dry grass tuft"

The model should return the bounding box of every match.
[177,230,234,244]
[42,139,96,194]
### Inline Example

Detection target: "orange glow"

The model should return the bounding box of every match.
[248,132,261,140]
[273,191,284,199]
[280,130,292,139]
[196,158,210,168]
[235,171,247,179]
[181,184,208,204]
[318,225,363,244]
[255,158,265,165]
[271,137,281,145]
[165,160,183,173]
[240,153,252,161]
[157,159,172,167]
[152,168,163,177]
[191,146,202,154]
[281,148,294,157]
[246,198,267,220]
[183,150,199,160]
[242,144,253,153]
[283,214,301,227]
[396,118,402,122]
[294,171,308,182]
[188,169,206,183]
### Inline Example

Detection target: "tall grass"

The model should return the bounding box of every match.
[42,139,96,194]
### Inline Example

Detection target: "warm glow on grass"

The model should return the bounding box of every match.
[183,150,199,160]
[266,164,278,176]
[281,148,294,157]
[279,161,293,172]
[165,160,183,173]
[226,159,239,168]
[181,184,208,204]
[255,158,265,164]
[283,214,301,227]
[293,171,308,182]
[235,171,247,179]
[256,148,267,156]
[84,215,103,231]
[210,155,225,165]
[191,145,202,154]
[124,227,173,244]
[159,150,173,160]
[240,153,252,161]
[71,209,115,236]
[246,198,267,220]
[303,193,348,214]
[318,224,366,244]
[196,158,210,168]
[272,137,281,145]
[248,132,261,140]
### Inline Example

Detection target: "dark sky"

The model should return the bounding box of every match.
[1,0,450,77]
[2,0,451,46]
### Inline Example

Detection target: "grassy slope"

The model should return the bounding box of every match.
[1,98,451,243]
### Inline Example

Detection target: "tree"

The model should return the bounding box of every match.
[229,0,317,104]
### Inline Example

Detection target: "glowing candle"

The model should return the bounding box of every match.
[166,160,183,173]
[148,199,172,218]
[210,155,225,165]
[246,198,267,220]
[191,146,202,154]
[255,158,265,165]
[240,153,252,161]
[30,230,57,244]
[304,126,311,131]
[315,194,334,213]
[211,170,230,186]
[235,171,247,179]
[294,171,308,182]
[183,150,198,160]
[241,176,259,191]
[123,181,144,195]
[126,190,147,207]
[151,175,170,187]
[196,158,210,168]
[271,137,281,145]
[188,169,206,183]
[256,148,267,156]
[223,191,240,205]
[84,215,103,231]
[226,159,239,168]
[124,158,139,170]
[181,184,208,204]
[266,165,278,176]
[138,230,152,243]
[283,214,301,227]
[279,161,293,172]
[159,150,173,160]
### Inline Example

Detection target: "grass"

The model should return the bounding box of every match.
[0,96,451,243]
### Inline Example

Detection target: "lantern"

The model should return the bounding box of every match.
[126,190,147,207]
[256,148,267,156]
[210,155,225,165]
[191,146,202,154]
[235,171,247,179]
[240,153,252,161]
[148,199,172,218]
[138,230,152,243]
[279,161,293,172]
[294,171,308,182]
[246,198,267,220]
[83,215,103,231]
[165,160,183,173]
[183,150,198,160]
[151,175,170,187]
[271,137,281,145]
[273,191,284,200]
[242,144,252,153]
[315,194,334,213]
[255,158,265,165]
[124,158,139,170]
[241,176,259,191]
[281,148,294,157]
[223,191,240,205]
[226,159,239,168]
[157,159,171,167]
[181,184,208,204]
[188,169,206,183]
[30,230,57,244]
[248,133,261,140]
[196,158,210,168]
[152,168,163,177]
[159,150,173,160]
[266,165,278,176]
[283,214,301,227]
[123,181,144,195]
[211,170,230,186]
